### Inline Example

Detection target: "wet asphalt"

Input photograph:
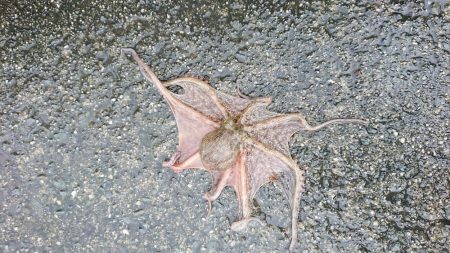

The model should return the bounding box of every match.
[1,1,449,252]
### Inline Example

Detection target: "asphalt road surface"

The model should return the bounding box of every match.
[1,1,449,252]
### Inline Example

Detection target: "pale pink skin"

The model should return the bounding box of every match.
[123,48,367,252]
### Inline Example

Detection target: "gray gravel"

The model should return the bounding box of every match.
[1,1,449,252]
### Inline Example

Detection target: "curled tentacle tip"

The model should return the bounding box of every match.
[162,151,181,168]
[231,217,264,231]
[203,193,213,216]
[121,48,138,59]
[236,83,250,99]
[359,119,370,125]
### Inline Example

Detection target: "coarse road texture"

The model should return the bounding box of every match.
[1,1,449,252]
